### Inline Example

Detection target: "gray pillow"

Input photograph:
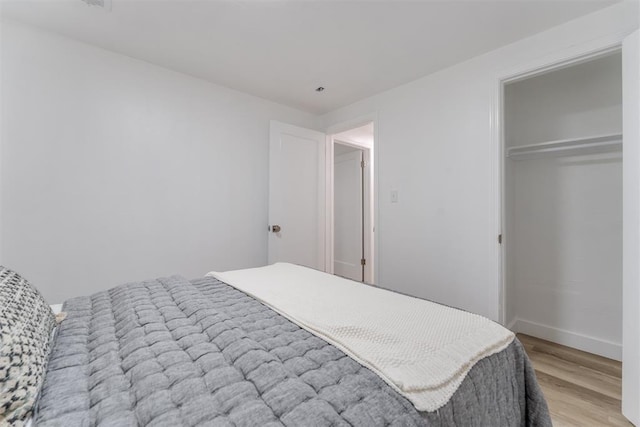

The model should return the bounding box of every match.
[0,267,56,425]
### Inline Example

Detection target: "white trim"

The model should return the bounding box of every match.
[493,37,626,327]
[325,134,334,274]
[325,113,380,285]
[511,318,622,361]
[362,148,374,283]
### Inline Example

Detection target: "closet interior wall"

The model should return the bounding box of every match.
[504,52,623,360]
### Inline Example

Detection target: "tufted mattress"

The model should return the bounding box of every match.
[34,276,551,426]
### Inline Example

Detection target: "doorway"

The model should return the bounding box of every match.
[330,123,374,283]
[333,143,365,281]
[501,51,623,360]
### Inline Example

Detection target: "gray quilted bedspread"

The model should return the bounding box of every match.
[35,276,551,426]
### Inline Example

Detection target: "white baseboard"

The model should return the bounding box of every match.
[510,317,622,361]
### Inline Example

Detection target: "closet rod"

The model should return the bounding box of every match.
[507,133,622,160]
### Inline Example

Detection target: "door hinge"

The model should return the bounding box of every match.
[361,160,366,168]
[361,258,366,266]
[498,234,502,244]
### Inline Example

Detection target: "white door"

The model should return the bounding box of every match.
[269,121,326,270]
[622,30,640,426]
[334,149,363,281]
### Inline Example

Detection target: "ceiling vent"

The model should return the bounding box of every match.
[81,0,112,11]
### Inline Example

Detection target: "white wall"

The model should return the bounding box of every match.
[0,20,319,303]
[508,153,622,357]
[320,2,638,321]
[505,54,623,146]
[504,54,623,359]
[2,3,637,320]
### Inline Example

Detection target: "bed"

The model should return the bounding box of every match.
[1,264,551,426]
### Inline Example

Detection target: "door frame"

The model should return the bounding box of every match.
[621,30,639,425]
[497,44,622,341]
[325,114,378,284]
[494,39,624,327]
[493,32,637,423]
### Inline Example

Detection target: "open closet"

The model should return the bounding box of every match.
[503,52,623,360]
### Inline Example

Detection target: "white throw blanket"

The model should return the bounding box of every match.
[207,263,514,411]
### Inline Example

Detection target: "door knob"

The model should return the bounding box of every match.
[270,225,281,233]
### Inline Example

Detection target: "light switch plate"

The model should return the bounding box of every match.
[391,190,398,203]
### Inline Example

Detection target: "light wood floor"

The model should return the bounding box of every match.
[518,334,631,427]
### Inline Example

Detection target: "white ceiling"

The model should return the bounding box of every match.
[335,122,374,146]
[334,143,361,156]
[1,0,618,114]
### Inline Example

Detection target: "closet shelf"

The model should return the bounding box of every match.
[507,133,622,160]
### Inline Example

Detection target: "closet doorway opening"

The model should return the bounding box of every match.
[329,122,374,284]
[501,50,623,361]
